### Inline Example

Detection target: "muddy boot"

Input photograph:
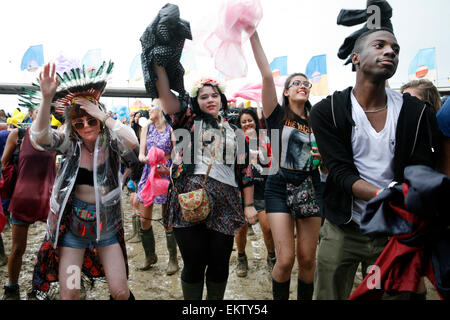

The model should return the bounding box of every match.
[2,285,20,300]
[165,232,179,275]
[0,235,7,267]
[236,253,248,277]
[181,279,204,300]
[127,213,141,243]
[206,281,227,300]
[297,278,314,300]
[272,278,290,300]
[139,226,157,270]
[266,252,276,272]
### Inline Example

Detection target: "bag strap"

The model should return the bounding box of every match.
[12,128,26,165]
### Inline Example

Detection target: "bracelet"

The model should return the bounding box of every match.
[376,188,384,196]
[244,202,254,208]
[102,113,111,126]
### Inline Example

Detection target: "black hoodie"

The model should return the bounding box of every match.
[310,87,440,226]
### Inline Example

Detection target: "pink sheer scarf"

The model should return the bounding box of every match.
[204,0,263,78]
[140,146,169,207]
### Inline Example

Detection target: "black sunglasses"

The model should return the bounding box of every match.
[73,118,99,130]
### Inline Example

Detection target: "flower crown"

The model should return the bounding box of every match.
[189,78,226,98]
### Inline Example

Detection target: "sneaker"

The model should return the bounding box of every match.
[236,254,248,278]
[267,255,276,272]
[2,285,20,300]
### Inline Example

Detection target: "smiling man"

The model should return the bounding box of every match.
[310,28,440,300]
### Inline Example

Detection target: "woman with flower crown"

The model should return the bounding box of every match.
[152,65,257,300]
[28,62,138,300]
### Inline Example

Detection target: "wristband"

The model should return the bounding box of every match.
[376,188,384,196]
[244,203,254,208]
[102,113,111,126]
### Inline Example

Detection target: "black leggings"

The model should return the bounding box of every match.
[173,224,234,284]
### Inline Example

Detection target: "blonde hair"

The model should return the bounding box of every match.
[149,99,166,126]
[401,79,442,113]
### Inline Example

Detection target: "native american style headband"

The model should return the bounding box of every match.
[189,78,226,98]
[18,61,114,116]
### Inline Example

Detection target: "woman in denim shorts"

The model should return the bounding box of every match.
[29,62,138,300]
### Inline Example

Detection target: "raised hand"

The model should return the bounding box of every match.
[39,63,59,100]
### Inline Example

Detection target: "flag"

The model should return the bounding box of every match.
[305,54,329,96]
[129,54,143,82]
[82,48,102,72]
[408,48,436,82]
[20,45,44,71]
[270,56,287,76]
[180,49,197,75]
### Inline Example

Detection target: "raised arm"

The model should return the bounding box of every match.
[31,63,59,146]
[249,31,278,118]
[153,63,182,115]
[138,123,149,162]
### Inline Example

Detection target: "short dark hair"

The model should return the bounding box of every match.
[353,27,396,54]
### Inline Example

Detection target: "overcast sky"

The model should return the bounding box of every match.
[0,0,449,111]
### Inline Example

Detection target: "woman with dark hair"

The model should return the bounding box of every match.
[234,107,275,277]
[28,62,138,300]
[249,31,323,300]
[152,65,256,300]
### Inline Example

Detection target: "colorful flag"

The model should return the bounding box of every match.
[270,56,287,76]
[20,45,44,72]
[129,54,143,82]
[305,54,329,96]
[81,48,102,72]
[408,48,436,82]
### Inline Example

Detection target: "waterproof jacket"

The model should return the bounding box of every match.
[310,87,440,226]
[31,121,138,248]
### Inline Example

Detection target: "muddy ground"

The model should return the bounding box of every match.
[0,192,440,300]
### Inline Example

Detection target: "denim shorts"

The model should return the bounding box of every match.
[10,216,34,226]
[59,229,119,249]
[264,171,322,219]
[254,199,265,212]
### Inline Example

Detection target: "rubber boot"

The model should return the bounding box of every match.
[127,213,141,243]
[139,226,157,270]
[272,278,290,300]
[181,279,204,300]
[297,278,314,300]
[206,281,227,300]
[0,235,7,267]
[2,285,20,300]
[236,253,248,277]
[165,232,179,275]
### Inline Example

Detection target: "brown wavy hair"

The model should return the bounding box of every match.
[401,79,442,113]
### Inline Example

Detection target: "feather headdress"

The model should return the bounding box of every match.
[18,61,114,119]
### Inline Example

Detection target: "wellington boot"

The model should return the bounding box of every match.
[297,278,314,300]
[127,213,141,243]
[2,285,20,300]
[206,281,227,300]
[272,278,290,300]
[236,254,248,277]
[139,227,157,270]
[165,232,179,275]
[181,280,204,300]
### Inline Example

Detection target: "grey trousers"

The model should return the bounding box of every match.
[314,219,388,300]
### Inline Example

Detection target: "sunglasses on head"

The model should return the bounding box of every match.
[73,118,99,130]
[288,80,312,89]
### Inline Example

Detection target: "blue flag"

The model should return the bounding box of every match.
[129,54,143,82]
[305,55,329,96]
[270,56,288,76]
[20,45,44,71]
[408,48,436,82]
[82,49,102,72]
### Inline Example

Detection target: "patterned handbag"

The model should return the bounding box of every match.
[286,175,320,218]
[176,132,220,223]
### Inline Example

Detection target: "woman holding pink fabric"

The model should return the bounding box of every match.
[136,100,178,275]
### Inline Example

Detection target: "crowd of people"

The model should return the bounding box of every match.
[0,3,449,302]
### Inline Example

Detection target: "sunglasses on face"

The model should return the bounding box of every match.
[73,118,99,130]
[288,80,312,89]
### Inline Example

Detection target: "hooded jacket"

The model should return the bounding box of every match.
[310,87,440,226]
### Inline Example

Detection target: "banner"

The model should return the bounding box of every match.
[408,48,436,83]
[270,56,287,76]
[20,45,44,72]
[129,54,143,82]
[82,48,102,72]
[305,54,329,96]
